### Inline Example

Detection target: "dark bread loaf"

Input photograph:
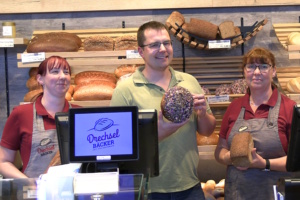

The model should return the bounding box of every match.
[74,71,117,85]
[83,35,114,51]
[114,35,138,50]
[187,18,218,40]
[230,132,254,168]
[161,86,194,123]
[27,32,82,53]
[218,21,236,39]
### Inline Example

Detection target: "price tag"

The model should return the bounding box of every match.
[206,95,230,103]
[208,40,231,49]
[126,50,141,59]
[0,38,14,47]
[2,26,13,36]
[21,52,46,63]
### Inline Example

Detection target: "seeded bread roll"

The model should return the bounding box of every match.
[83,35,114,51]
[230,132,254,168]
[74,71,117,85]
[114,35,138,50]
[161,86,194,123]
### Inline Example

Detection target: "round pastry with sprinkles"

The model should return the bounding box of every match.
[161,86,194,123]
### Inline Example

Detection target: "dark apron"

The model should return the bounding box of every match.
[225,92,291,200]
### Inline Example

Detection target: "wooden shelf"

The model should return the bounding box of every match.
[273,23,300,50]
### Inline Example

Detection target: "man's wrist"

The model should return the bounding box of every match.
[262,159,270,171]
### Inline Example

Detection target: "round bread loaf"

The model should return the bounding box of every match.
[28,67,38,77]
[23,89,43,102]
[74,71,117,85]
[287,32,300,45]
[161,86,194,123]
[287,77,300,93]
[114,64,140,78]
[197,133,219,146]
[201,86,210,95]
[26,76,42,91]
[65,92,72,101]
[230,79,248,94]
[215,84,232,95]
[67,85,74,95]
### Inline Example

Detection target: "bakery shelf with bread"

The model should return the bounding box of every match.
[166,11,268,50]
[273,23,300,50]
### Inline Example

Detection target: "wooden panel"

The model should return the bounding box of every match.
[273,23,300,50]
[1,0,298,14]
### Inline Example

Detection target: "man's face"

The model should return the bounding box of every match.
[138,28,173,72]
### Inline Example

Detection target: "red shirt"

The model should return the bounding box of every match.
[219,89,296,153]
[0,95,79,171]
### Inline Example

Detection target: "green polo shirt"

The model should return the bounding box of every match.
[110,66,212,193]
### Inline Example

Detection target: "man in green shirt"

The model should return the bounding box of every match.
[110,21,216,200]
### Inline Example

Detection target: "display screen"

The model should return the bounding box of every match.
[69,106,139,163]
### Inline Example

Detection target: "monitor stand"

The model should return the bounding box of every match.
[79,162,119,173]
[277,178,300,200]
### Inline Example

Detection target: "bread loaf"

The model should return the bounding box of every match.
[28,67,38,77]
[218,21,236,39]
[27,32,81,53]
[26,76,42,91]
[74,71,117,85]
[287,77,300,93]
[187,18,218,40]
[24,89,43,102]
[166,11,185,28]
[230,132,254,168]
[83,35,114,51]
[197,133,219,146]
[73,83,115,101]
[161,86,194,123]
[114,64,140,78]
[114,35,138,51]
[287,32,300,45]
[74,80,116,92]
[181,23,191,39]
[68,85,74,95]
[232,26,243,43]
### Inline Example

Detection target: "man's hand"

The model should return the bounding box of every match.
[157,111,189,141]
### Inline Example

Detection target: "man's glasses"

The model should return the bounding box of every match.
[244,64,272,73]
[140,40,172,50]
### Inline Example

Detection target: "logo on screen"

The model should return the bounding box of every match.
[87,118,120,150]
